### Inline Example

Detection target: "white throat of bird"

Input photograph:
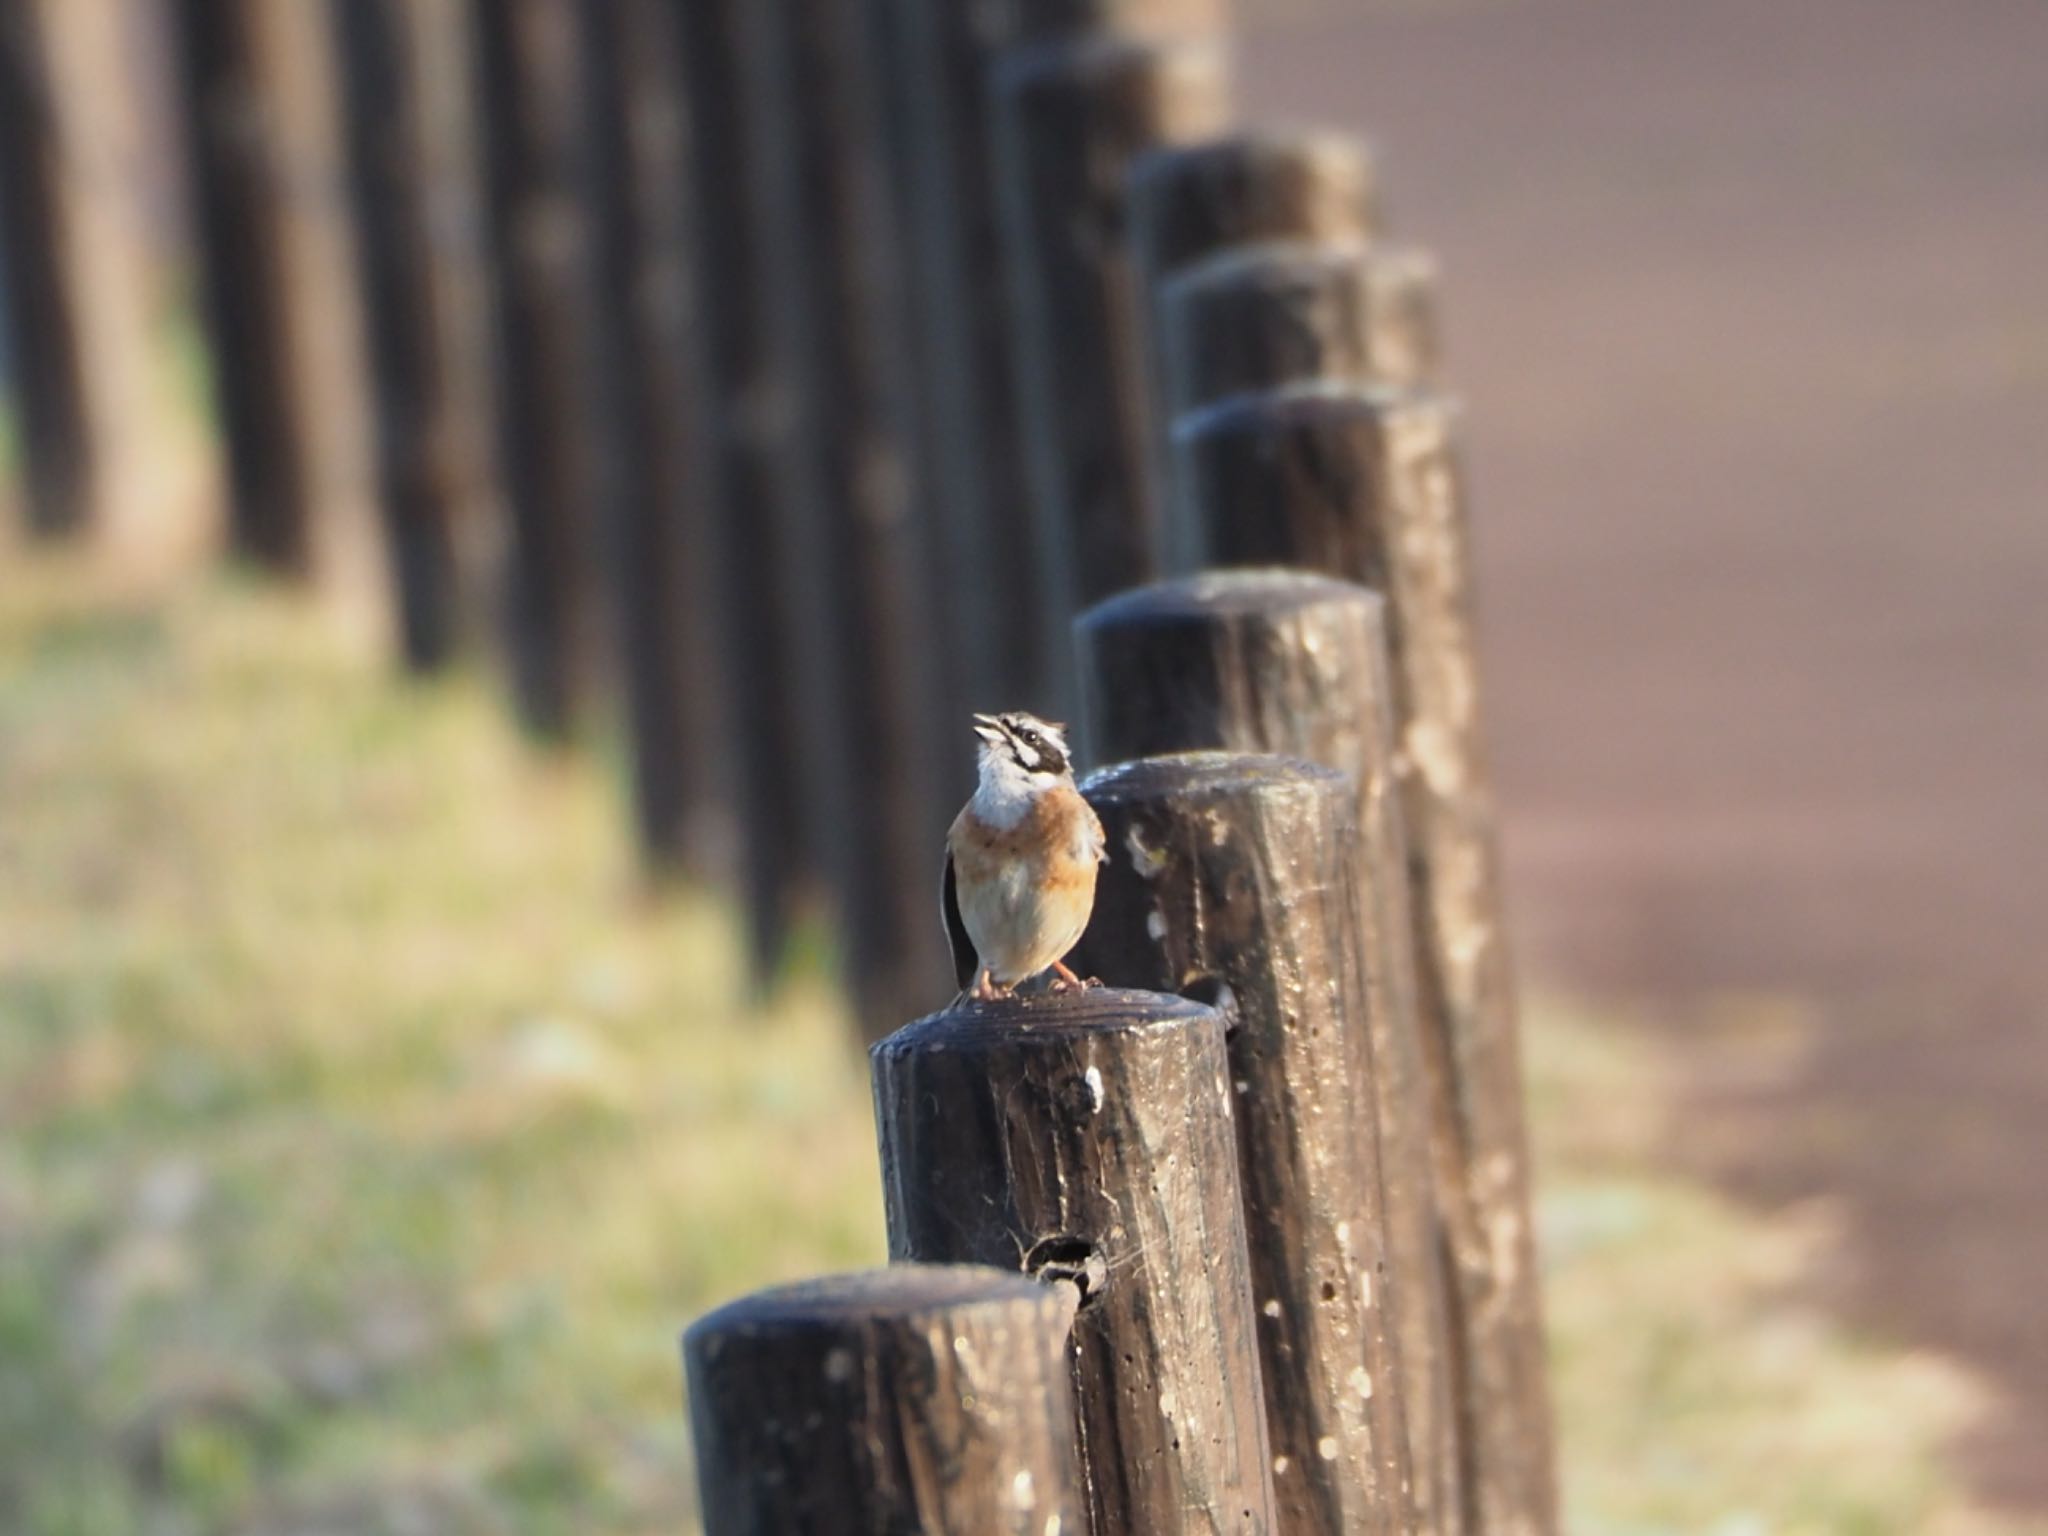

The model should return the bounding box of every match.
[970,714,1071,830]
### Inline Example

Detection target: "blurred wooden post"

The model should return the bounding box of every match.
[579,0,725,877]
[1162,241,1440,423]
[861,0,1045,726]
[872,989,1278,1534]
[743,0,950,1039]
[1071,753,1416,1536]
[1076,572,1462,1536]
[469,0,610,739]
[685,1266,1087,1535]
[1178,384,1557,1536]
[167,0,311,571]
[1124,131,1382,570]
[332,0,464,670]
[0,0,90,537]
[670,0,815,976]
[992,25,1230,716]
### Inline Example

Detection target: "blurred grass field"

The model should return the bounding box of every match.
[0,549,2015,1535]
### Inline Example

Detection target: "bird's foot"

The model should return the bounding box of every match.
[1048,961,1098,993]
[970,969,1005,1003]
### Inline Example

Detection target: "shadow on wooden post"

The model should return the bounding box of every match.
[670,0,816,978]
[1072,752,1417,1536]
[331,0,465,671]
[1076,572,1463,1536]
[684,1266,1086,1534]
[992,26,1231,717]
[1177,385,1557,1536]
[0,0,91,538]
[1126,130,1382,570]
[871,989,1278,1534]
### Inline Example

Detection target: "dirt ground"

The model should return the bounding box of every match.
[1239,0,2048,1511]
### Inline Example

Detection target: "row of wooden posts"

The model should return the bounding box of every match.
[0,0,1557,1530]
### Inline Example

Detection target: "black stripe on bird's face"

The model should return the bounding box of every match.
[995,712,1067,778]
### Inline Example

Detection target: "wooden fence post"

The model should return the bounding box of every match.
[669,0,816,976]
[167,0,312,572]
[578,0,726,878]
[331,0,464,670]
[872,989,1278,1534]
[992,25,1231,716]
[685,1265,1087,1535]
[1124,131,1381,570]
[468,0,607,739]
[1070,752,1415,1536]
[1177,384,1557,1536]
[1160,240,1440,426]
[0,0,90,537]
[742,0,950,1040]
[1076,572,1462,1536]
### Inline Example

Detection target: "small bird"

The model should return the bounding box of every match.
[942,711,1106,1002]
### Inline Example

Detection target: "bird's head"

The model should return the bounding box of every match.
[972,711,1072,786]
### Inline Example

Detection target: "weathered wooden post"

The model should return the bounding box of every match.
[670,0,817,977]
[685,1265,1087,1534]
[1177,384,1557,1536]
[332,0,465,670]
[872,989,1278,1534]
[992,23,1231,715]
[167,0,312,572]
[1161,240,1440,422]
[1124,130,1383,570]
[468,0,607,738]
[0,0,90,537]
[578,0,725,878]
[742,0,950,1039]
[1076,572,1461,1536]
[1070,753,1415,1536]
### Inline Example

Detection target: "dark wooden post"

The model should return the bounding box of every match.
[1177,385,1557,1536]
[670,0,816,976]
[872,989,1278,1535]
[1070,753,1415,1536]
[167,0,313,572]
[0,0,91,537]
[1075,572,1462,1536]
[992,26,1231,716]
[685,1265,1087,1535]
[1123,131,1382,570]
[578,0,725,877]
[742,0,950,1039]
[331,0,464,670]
[1161,240,1440,423]
[468,0,607,739]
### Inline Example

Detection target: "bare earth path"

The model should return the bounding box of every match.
[1240,0,2048,1510]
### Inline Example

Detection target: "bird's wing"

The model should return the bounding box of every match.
[940,845,977,991]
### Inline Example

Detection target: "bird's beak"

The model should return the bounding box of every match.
[971,713,1005,745]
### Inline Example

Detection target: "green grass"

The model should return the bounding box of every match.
[0,554,2016,1534]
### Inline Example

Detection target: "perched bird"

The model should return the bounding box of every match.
[942,712,1106,1001]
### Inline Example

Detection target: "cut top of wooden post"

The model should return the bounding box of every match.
[980,0,1232,48]
[684,1264,1085,1536]
[1161,239,1441,416]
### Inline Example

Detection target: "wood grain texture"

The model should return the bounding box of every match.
[1075,571,1462,1536]
[1071,752,1418,1536]
[872,988,1278,1536]
[1176,386,1556,1536]
[685,1265,1086,1535]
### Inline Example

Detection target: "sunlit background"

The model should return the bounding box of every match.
[3,0,2045,1532]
